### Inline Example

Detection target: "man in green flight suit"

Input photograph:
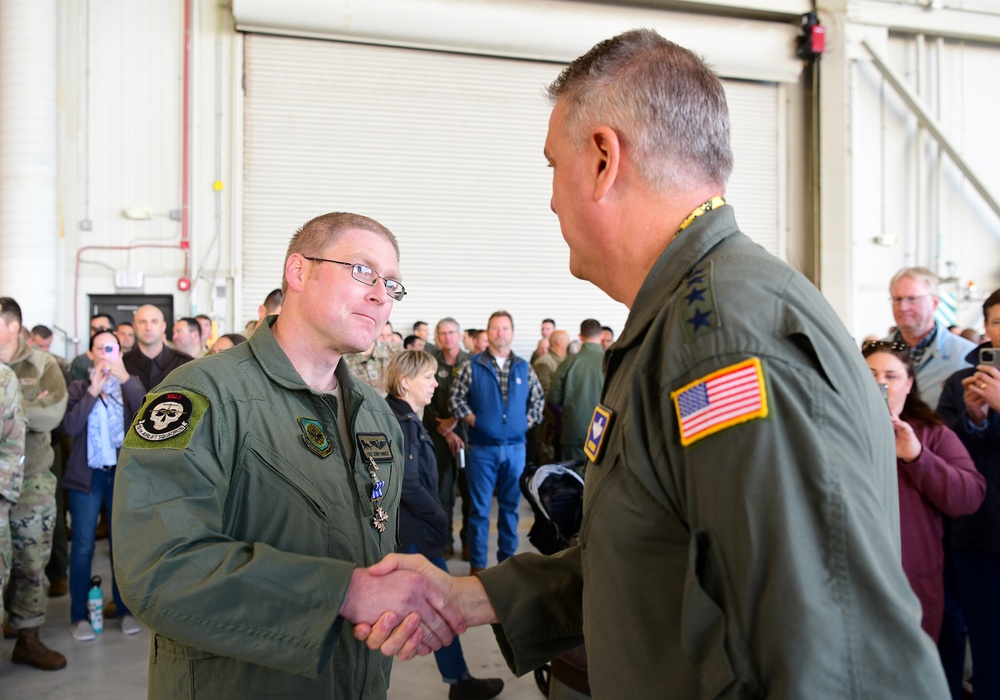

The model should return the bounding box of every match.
[356,30,950,699]
[113,212,464,699]
[547,319,605,463]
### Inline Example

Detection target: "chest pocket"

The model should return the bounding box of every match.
[226,433,330,556]
[18,376,40,402]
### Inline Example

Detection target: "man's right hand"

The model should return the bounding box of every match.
[338,563,467,655]
[352,554,498,659]
[444,431,464,455]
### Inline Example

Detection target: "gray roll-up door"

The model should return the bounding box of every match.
[241,34,782,354]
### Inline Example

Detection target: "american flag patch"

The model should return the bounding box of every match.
[671,358,768,446]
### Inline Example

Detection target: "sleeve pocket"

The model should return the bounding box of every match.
[681,528,736,699]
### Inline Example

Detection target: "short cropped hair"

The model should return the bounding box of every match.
[547,28,733,192]
[177,317,202,340]
[30,325,53,339]
[436,317,460,333]
[385,350,438,399]
[580,318,602,339]
[889,267,939,296]
[983,289,1000,321]
[282,212,400,295]
[262,289,283,313]
[487,311,514,332]
[0,297,22,326]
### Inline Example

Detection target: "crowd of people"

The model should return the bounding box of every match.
[0,27,998,700]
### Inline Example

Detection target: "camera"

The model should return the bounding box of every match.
[980,348,1000,368]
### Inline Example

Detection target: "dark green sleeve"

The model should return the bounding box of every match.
[478,547,584,676]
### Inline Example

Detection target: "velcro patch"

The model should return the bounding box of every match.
[671,358,768,447]
[357,432,393,463]
[124,390,209,450]
[299,417,333,458]
[583,404,614,463]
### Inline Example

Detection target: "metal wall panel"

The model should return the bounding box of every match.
[241,34,784,357]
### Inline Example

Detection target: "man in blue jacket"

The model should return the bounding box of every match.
[449,311,544,574]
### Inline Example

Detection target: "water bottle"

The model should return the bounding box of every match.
[88,576,104,634]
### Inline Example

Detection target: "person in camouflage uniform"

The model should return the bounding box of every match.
[1,363,27,656]
[344,339,399,396]
[0,297,68,671]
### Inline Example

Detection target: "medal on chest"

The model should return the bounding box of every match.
[357,432,394,533]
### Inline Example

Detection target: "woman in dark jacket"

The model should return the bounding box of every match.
[863,340,985,641]
[60,330,146,641]
[385,350,502,700]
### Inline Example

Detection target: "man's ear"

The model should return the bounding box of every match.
[284,254,307,293]
[590,125,622,201]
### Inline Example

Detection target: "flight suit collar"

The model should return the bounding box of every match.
[615,205,738,356]
[248,316,366,409]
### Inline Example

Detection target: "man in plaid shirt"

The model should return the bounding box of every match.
[449,311,544,574]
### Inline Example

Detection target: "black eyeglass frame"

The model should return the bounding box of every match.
[303,256,407,301]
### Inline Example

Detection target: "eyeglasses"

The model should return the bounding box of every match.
[890,294,932,306]
[304,257,407,301]
[862,340,910,353]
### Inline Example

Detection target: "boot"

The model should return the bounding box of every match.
[12,627,67,671]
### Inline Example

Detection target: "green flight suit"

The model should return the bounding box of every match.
[548,342,604,463]
[113,318,404,699]
[479,205,948,698]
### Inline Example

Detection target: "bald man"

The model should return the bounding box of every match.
[123,305,194,394]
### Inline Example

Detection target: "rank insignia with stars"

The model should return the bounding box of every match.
[679,260,721,342]
[298,417,333,458]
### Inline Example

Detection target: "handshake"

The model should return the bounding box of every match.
[339,553,498,659]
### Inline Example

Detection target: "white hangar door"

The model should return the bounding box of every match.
[240,34,785,354]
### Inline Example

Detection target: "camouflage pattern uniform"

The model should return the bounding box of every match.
[5,339,68,629]
[343,340,399,396]
[1,364,27,600]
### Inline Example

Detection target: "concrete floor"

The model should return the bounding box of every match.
[2,499,548,700]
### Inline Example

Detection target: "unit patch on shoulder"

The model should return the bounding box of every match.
[357,432,393,463]
[671,357,768,447]
[299,417,333,458]
[583,404,614,463]
[124,390,209,450]
[679,260,721,343]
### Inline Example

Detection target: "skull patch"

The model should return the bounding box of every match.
[136,393,195,441]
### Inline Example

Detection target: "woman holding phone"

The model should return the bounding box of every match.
[862,340,986,640]
[60,330,146,640]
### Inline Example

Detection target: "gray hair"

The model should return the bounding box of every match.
[547,29,733,192]
[889,267,939,296]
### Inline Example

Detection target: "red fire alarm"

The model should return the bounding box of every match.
[177,277,191,292]
[797,12,825,59]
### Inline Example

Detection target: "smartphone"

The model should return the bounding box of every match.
[104,344,119,370]
[979,347,1000,369]
[879,383,890,410]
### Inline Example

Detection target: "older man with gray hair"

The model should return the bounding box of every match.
[359,29,949,699]
[887,266,976,409]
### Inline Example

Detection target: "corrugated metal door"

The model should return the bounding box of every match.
[241,34,782,354]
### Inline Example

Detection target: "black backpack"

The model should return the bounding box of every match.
[519,460,585,556]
